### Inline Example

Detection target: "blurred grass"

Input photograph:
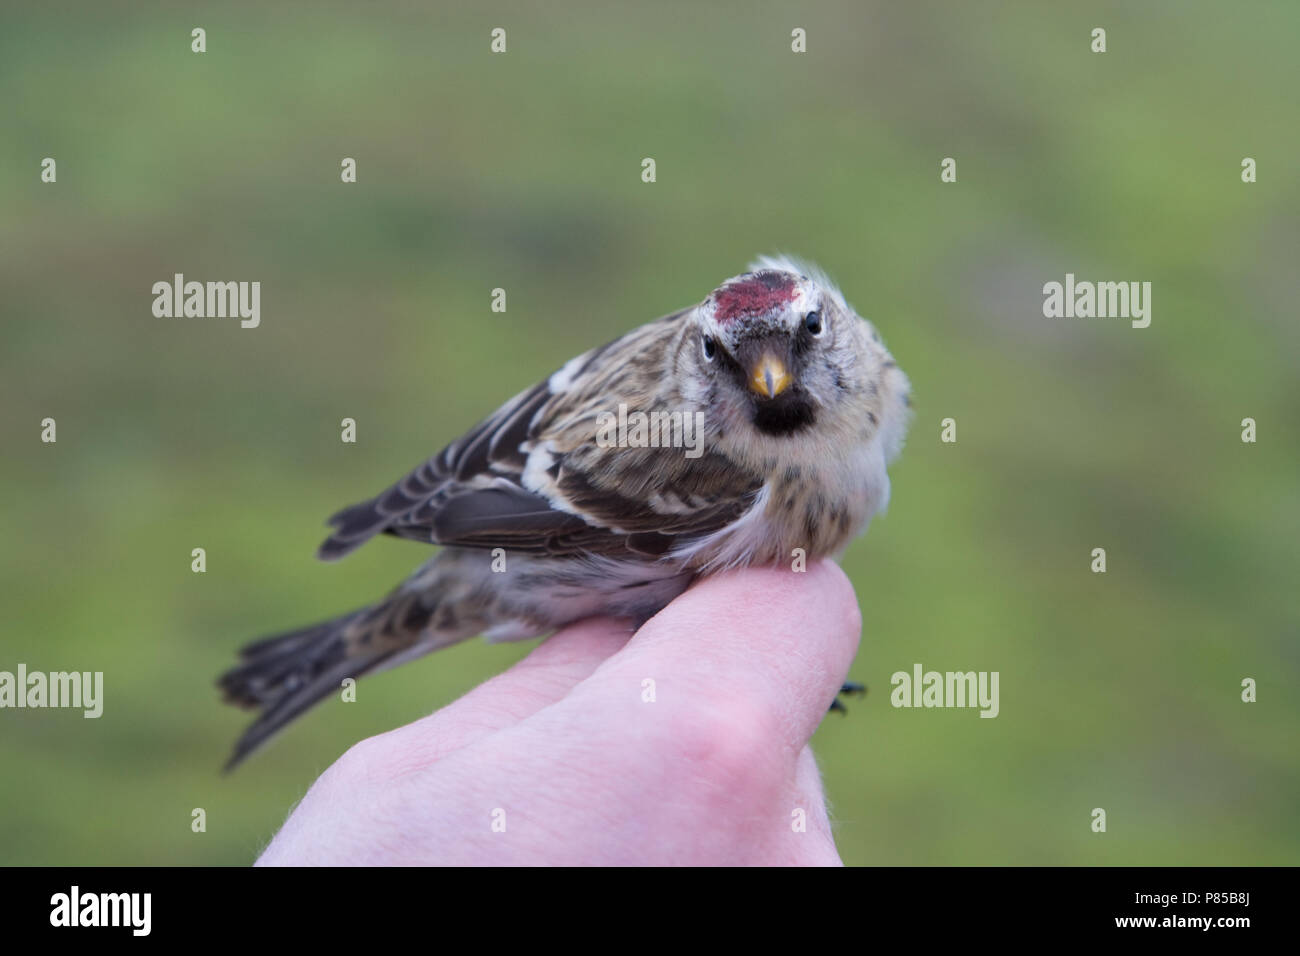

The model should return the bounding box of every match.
[1,0,1297,865]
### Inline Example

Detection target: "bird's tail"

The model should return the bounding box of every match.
[218,589,460,771]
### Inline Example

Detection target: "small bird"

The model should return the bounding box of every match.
[218,256,911,769]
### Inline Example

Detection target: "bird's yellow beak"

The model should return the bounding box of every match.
[748,354,793,399]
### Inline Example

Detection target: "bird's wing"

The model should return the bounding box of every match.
[317,311,763,562]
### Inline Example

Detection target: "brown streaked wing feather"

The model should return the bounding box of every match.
[316,307,759,562]
[317,380,554,559]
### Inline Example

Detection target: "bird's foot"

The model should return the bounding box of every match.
[829,681,867,714]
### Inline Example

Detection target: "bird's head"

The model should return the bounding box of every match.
[686,258,903,444]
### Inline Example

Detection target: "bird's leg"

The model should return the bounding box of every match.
[829,681,867,714]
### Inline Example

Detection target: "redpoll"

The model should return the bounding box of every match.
[219,256,911,768]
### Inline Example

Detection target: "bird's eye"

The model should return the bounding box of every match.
[702,335,717,361]
[804,311,823,335]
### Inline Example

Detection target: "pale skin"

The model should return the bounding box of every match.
[257,561,861,866]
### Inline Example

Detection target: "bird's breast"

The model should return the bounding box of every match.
[675,440,888,572]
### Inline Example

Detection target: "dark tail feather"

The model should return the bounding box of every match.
[218,606,404,772]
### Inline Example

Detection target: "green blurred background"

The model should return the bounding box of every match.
[2,1,1297,865]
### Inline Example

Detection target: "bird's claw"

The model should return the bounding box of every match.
[830,681,867,714]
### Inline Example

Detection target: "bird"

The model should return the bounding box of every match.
[218,255,911,769]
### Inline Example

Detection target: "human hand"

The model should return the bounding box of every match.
[256,560,861,865]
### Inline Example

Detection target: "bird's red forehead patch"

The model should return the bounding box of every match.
[711,272,797,324]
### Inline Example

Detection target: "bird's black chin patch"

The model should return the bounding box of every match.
[751,391,817,436]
